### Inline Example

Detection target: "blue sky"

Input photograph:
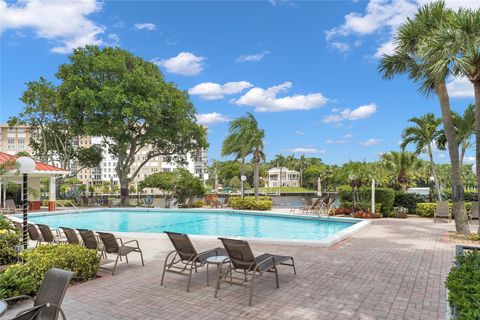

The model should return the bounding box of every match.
[0,0,477,165]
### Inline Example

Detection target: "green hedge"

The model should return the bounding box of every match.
[41,199,77,207]
[446,251,480,320]
[340,201,381,214]
[230,197,273,211]
[338,186,395,216]
[394,192,424,214]
[416,202,472,218]
[0,244,99,299]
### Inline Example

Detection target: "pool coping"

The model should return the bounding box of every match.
[11,208,371,247]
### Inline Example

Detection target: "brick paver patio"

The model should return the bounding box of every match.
[5,218,462,320]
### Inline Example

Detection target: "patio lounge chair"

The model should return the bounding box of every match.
[161,231,227,292]
[60,227,81,245]
[3,199,22,214]
[27,223,43,247]
[217,237,296,306]
[470,201,479,221]
[434,201,450,223]
[4,268,75,320]
[37,224,67,244]
[77,229,104,257]
[97,232,145,275]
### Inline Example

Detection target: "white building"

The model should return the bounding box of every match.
[266,167,300,188]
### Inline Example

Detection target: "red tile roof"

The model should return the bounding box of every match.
[0,152,68,173]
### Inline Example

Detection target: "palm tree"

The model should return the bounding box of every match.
[297,155,307,187]
[401,113,443,200]
[273,154,287,187]
[437,105,475,166]
[379,1,470,234]
[381,152,422,191]
[422,8,480,213]
[222,113,265,200]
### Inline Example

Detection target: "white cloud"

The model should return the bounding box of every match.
[134,23,156,31]
[447,77,474,98]
[188,81,253,100]
[286,148,325,154]
[360,138,381,146]
[464,156,476,164]
[233,82,328,112]
[330,41,350,53]
[236,51,270,62]
[1,0,105,54]
[326,133,353,144]
[152,52,205,76]
[294,130,305,135]
[196,112,231,125]
[326,0,480,57]
[323,103,377,123]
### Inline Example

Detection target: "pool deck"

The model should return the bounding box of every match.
[4,217,474,320]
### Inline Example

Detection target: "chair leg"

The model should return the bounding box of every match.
[160,256,169,286]
[249,273,256,306]
[186,262,194,292]
[125,254,129,264]
[291,257,297,275]
[274,266,279,288]
[139,250,145,266]
[112,254,120,275]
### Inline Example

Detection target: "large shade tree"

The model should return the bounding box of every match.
[57,46,207,204]
[379,1,470,234]
[222,113,265,199]
[401,113,443,199]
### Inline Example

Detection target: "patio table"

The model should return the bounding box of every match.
[205,255,231,294]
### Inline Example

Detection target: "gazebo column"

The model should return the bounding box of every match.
[49,176,56,211]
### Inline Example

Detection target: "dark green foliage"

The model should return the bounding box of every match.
[338,186,396,215]
[0,215,21,265]
[229,197,273,210]
[394,192,424,214]
[446,251,480,320]
[340,202,382,213]
[140,168,205,205]
[0,244,99,299]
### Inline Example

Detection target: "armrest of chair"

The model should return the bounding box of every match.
[123,239,141,249]
[15,303,67,320]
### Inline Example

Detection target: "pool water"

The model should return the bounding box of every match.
[28,209,358,241]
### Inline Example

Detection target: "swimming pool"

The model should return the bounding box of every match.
[24,209,369,245]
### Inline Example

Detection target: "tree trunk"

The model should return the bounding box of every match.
[119,175,129,206]
[436,82,469,234]
[428,146,442,201]
[472,80,480,235]
[254,160,259,200]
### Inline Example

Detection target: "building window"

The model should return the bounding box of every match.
[7,138,15,144]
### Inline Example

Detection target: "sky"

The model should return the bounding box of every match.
[0,0,478,166]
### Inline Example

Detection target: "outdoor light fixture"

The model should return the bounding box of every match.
[17,156,35,249]
[241,175,247,199]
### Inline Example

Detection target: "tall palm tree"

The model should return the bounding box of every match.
[273,154,287,187]
[222,113,265,200]
[422,8,480,226]
[401,113,443,199]
[437,104,475,166]
[379,1,470,234]
[381,152,422,191]
[297,155,307,187]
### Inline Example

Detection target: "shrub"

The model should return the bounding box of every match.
[0,244,99,299]
[340,201,381,214]
[352,211,382,219]
[182,201,204,208]
[229,197,273,211]
[446,251,480,320]
[41,199,76,207]
[338,186,395,216]
[416,202,472,218]
[333,207,352,216]
[0,215,21,265]
[394,192,423,214]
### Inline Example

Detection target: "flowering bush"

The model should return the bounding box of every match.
[353,211,381,219]
[0,215,21,265]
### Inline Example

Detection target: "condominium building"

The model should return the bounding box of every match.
[0,125,209,186]
[266,167,300,188]
[0,123,33,155]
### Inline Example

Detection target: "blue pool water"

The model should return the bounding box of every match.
[27,209,358,241]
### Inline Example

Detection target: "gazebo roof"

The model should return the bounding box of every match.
[0,152,69,176]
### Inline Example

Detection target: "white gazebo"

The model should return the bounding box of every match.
[0,152,69,211]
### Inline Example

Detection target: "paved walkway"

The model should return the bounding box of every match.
[4,218,461,320]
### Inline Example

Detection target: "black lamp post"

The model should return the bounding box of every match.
[17,156,36,250]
